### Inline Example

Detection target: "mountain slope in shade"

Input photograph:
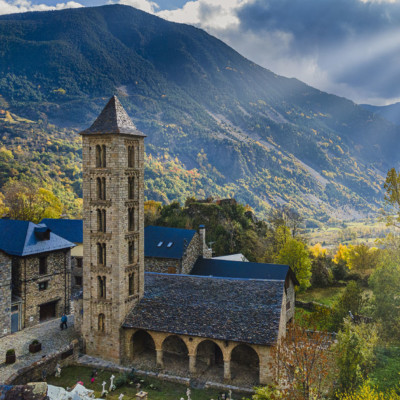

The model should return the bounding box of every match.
[361,103,400,126]
[0,4,399,221]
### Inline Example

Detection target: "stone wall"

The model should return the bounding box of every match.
[5,340,79,385]
[71,256,83,295]
[286,279,295,323]
[17,250,71,329]
[144,258,180,274]
[145,230,212,275]
[0,251,11,338]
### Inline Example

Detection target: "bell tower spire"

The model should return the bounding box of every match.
[80,96,145,362]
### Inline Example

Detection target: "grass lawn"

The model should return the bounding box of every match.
[370,347,400,393]
[297,286,346,306]
[47,366,249,400]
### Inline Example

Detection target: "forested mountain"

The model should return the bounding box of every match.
[361,102,400,127]
[0,4,399,222]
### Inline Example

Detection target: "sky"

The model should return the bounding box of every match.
[1,0,400,105]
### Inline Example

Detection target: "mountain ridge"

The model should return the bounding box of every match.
[0,4,399,221]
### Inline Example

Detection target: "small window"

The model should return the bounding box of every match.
[11,305,18,312]
[286,301,291,311]
[167,242,173,248]
[75,276,82,286]
[76,258,83,268]
[168,266,177,274]
[39,257,47,275]
[38,281,48,291]
[157,241,163,247]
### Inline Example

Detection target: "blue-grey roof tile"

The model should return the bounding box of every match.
[123,273,284,345]
[145,226,196,259]
[191,257,299,285]
[0,219,75,256]
[40,218,83,243]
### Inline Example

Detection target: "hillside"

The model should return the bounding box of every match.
[361,103,400,126]
[0,4,399,221]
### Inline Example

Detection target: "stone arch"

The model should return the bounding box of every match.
[130,330,157,370]
[162,335,189,375]
[230,344,260,386]
[195,339,224,380]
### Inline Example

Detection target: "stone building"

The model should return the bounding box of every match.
[144,225,211,274]
[0,220,74,337]
[41,219,83,295]
[77,96,298,386]
[80,95,146,362]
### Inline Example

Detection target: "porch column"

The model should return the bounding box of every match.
[223,359,231,381]
[156,348,164,368]
[189,353,196,374]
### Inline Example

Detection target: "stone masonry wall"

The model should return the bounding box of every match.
[0,251,11,338]
[82,133,145,363]
[144,257,180,273]
[19,250,71,329]
[5,339,79,385]
[286,279,295,323]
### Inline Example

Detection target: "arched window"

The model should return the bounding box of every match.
[101,145,106,167]
[95,145,106,167]
[128,241,135,264]
[128,273,134,296]
[128,208,134,231]
[98,313,105,332]
[97,209,102,232]
[97,243,106,265]
[96,177,102,200]
[128,176,135,200]
[128,146,134,168]
[101,177,106,200]
[102,209,106,232]
[96,145,102,167]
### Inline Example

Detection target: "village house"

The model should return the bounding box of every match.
[144,225,211,274]
[75,96,298,387]
[41,219,83,295]
[0,220,74,337]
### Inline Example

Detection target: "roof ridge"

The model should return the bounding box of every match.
[80,95,146,137]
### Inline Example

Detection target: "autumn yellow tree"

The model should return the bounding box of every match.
[338,380,400,400]
[271,324,336,400]
[1,180,62,222]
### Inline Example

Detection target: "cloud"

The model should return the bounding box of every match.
[156,0,400,104]
[0,0,83,15]
[114,0,158,13]
[157,0,251,30]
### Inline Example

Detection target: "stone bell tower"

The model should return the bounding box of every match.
[80,96,145,362]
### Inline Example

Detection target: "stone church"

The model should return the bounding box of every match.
[78,96,297,386]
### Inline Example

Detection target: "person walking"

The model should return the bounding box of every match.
[60,313,68,330]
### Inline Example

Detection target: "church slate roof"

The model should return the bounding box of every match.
[40,218,83,243]
[145,226,197,259]
[79,96,146,137]
[191,258,299,285]
[0,219,75,256]
[123,272,284,346]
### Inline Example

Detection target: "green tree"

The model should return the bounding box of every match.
[331,281,367,331]
[334,318,378,393]
[347,244,380,274]
[383,167,400,227]
[369,262,400,341]
[276,237,312,291]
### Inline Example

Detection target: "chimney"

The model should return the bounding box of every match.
[198,225,212,258]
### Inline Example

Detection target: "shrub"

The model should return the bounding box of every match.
[6,349,15,356]
[114,373,128,388]
[31,339,39,345]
